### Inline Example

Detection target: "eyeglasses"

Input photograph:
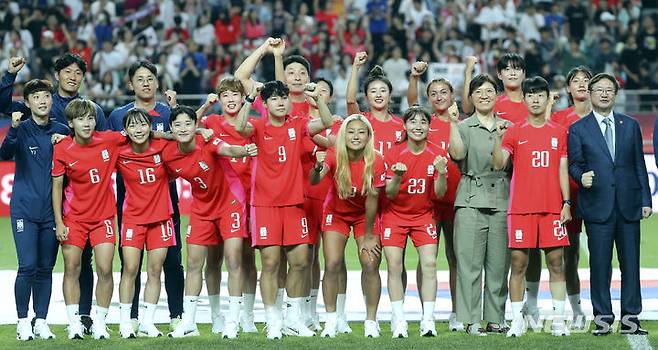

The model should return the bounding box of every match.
[591,88,616,95]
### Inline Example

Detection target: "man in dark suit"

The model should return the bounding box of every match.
[568,73,652,336]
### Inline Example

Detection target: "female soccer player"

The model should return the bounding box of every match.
[310,114,385,338]
[0,78,69,341]
[450,74,511,336]
[115,108,176,338]
[52,98,127,340]
[163,106,257,339]
[407,61,465,332]
[382,106,449,338]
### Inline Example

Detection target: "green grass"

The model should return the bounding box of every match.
[0,215,657,272]
[0,322,656,349]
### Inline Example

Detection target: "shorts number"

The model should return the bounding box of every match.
[426,223,437,238]
[531,151,550,168]
[301,217,308,234]
[89,168,100,184]
[104,219,114,238]
[553,220,566,239]
[160,220,173,241]
[138,168,156,184]
[408,178,426,194]
[278,146,287,162]
[231,212,241,230]
[193,177,208,189]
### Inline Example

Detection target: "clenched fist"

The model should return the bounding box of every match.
[411,61,427,77]
[581,171,595,188]
[433,155,448,174]
[391,162,407,177]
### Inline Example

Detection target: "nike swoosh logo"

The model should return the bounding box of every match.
[264,136,273,140]
[122,160,131,164]
[497,112,507,115]
[230,228,240,233]
[518,140,528,145]
[219,133,230,137]
[301,233,309,239]
[175,168,183,173]
[29,146,38,150]
[68,161,78,166]
[429,128,438,132]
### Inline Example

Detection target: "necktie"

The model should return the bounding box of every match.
[603,117,614,159]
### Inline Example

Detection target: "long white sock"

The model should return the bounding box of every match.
[422,301,435,321]
[143,303,157,325]
[552,299,566,321]
[227,296,241,323]
[511,301,524,319]
[568,294,583,315]
[183,296,198,324]
[265,305,282,327]
[276,288,285,310]
[391,300,404,322]
[287,297,302,324]
[66,304,80,324]
[119,303,132,324]
[336,293,346,317]
[95,306,109,323]
[243,293,256,315]
[525,281,540,310]
[208,294,221,319]
[309,289,319,318]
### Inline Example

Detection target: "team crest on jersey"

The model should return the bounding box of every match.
[288,128,296,140]
[198,161,209,171]
[515,229,523,242]
[16,219,24,233]
[156,123,164,132]
[427,165,435,176]
[551,137,558,150]
[395,131,403,142]
[153,154,161,164]
[383,228,391,239]
[101,149,110,161]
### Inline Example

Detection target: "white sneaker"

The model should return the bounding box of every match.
[321,315,337,338]
[391,320,408,338]
[131,318,139,333]
[222,321,239,339]
[571,313,586,330]
[306,314,321,332]
[138,323,163,338]
[506,317,526,338]
[523,305,540,328]
[552,320,571,337]
[169,316,181,332]
[167,320,200,338]
[266,321,283,340]
[364,320,380,338]
[449,313,464,332]
[120,322,136,339]
[16,319,34,341]
[240,313,258,333]
[33,319,56,340]
[211,314,225,334]
[337,316,352,334]
[92,321,110,340]
[419,319,437,337]
[283,320,315,337]
[67,321,84,340]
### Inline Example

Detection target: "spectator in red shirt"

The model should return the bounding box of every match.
[215,8,242,48]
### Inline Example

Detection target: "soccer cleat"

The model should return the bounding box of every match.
[321,315,337,338]
[240,313,258,333]
[222,321,239,339]
[506,317,526,338]
[448,313,464,332]
[16,319,34,341]
[266,322,283,340]
[419,319,437,337]
[167,321,200,338]
[306,314,322,332]
[92,321,110,340]
[120,322,137,339]
[363,320,380,338]
[131,318,139,333]
[138,323,163,338]
[522,305,540,329]
[571,313,586,330]
[552,320,571,337]
[283,320,315,337]
[391,320,408,338]
[211,314,225,334]
[33,319,55,340]
[337,316,352,334]
[80,315,93,335]
[466,323,487,336]
[169,316,182,332]
[67,321,85,340]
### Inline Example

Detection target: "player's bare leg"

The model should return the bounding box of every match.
[321,231,348,337]
[545,247,568,336]
[418,244,438,336]
[336,256,351,334]
[523,249,542,325]
[277,254,287,311]
[119,246,141,338]
[283,244,314,336]
[507,249,529,338]
[222,237,243,338]
[564,231,584,328]
[62,245,84,339]
[384,246,408,338]
[240,243,258,332]
[307,237,322,330]
[139,248,167,337]
[92,243,114,339]
[205,244,224,334]
[355,234,382,337]
[169,244,207,338]
[260,245,283,339]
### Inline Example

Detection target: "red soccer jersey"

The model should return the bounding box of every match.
[117,139,173,225]
[428,116,460,204]
[302,119,342,200]
[161,136,246,218]
[323,149,387,216]
[201,114,253,194]
[384,142,445,222]
[494,94,529,125]
[364,112,405,156]
[52,131,126,222]
[290,100,311,120]
[551,106,581,128]
[250,116,309,207]
[501,121,568,214]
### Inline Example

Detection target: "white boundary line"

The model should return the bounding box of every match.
[627,335,654,350]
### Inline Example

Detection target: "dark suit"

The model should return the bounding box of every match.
[568,112,651,326]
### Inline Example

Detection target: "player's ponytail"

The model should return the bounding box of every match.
[363,65,393,97]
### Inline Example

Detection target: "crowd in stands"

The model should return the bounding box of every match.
[0,0,657,114]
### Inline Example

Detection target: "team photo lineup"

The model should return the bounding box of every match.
[1,0,656,345]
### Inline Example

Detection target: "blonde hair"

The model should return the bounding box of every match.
[334,114,378,199]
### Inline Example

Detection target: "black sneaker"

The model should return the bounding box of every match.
[80,315,93,335]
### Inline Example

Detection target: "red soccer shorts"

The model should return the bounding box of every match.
[508,213,570,249]
[186,210,247,246]
[303,197,323,245]
[434,202,456,223]
[121,219,176,251]
[381,217,438,248]
[250,205,312,247]
[321,210,381,238]
[62,217,116,249]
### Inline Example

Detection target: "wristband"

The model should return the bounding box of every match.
[245,95,255,103]
[562,199,572,206]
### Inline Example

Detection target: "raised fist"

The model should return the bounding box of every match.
[392,162,407,177]
[411,61,428,77]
